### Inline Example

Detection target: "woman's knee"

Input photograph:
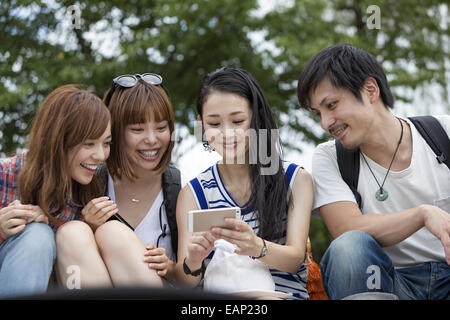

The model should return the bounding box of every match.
[95,220,139,253]
[56,220,95,252]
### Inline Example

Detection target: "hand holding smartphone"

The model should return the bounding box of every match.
[188,207,241,233]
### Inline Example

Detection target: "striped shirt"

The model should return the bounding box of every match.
[0,153,82,244]
[188,161,309,300]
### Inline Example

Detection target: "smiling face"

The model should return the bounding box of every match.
[201,91,252,163]
[309,77,375,150]
[68,122,112,185]
[124,112,171,174]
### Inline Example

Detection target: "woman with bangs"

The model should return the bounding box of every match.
[0,85,112,298]
[56,73,181,289]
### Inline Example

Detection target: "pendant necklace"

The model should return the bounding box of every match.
[361,117,403,202]
[115,182,141,203]
[123,190,140,203]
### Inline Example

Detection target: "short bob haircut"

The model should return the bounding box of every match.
[297,43,394,110]
[18,84,111,221]
[104,80,175,181]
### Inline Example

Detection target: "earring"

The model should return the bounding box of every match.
[203,141,215,153]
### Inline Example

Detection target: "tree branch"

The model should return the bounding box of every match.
[73,28,94,61]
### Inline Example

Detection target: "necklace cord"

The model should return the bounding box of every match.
[361,117,404,193]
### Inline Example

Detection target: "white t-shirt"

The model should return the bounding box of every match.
[107,174,187,262]
[312,115,450,268]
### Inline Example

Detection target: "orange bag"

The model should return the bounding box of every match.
[305,237,329,300]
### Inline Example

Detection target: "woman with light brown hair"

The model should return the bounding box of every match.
[0,84,113,298]
[56,73,182,289]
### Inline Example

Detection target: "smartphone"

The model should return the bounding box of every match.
[188,207,241,233]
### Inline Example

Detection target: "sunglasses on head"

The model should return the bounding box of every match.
[104,73,163,106]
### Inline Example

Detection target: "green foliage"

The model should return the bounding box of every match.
[0,0,448,260]
[309,217,333,262]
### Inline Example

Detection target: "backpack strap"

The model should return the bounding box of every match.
[162,165,182,261]
[335,140,363,209]
[103,164,182,260]
[100,165,136,230]
[335,116,450,209]
[408,116,450,170]
[97,163,109,194]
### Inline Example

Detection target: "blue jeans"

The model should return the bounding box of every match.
[0,222,56,298]
[320,230,450,300]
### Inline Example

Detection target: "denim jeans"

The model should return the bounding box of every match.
[320,230,450,300]
[0,222,56,298]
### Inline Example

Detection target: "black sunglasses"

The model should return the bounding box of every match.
[104,73,163,106]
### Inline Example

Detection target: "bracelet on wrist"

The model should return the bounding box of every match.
[250,238,267,260]
[183,258,206,278]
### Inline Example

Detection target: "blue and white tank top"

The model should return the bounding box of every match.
[188,161,309,300]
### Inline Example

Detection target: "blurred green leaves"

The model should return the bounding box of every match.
[1,0,448,155]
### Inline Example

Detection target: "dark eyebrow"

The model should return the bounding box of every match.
[319,96,328,107]
[206,111,245,118]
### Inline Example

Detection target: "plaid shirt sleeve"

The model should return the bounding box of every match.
[0,154,84,239]
[0,155,23,206]
[0,154,25,244]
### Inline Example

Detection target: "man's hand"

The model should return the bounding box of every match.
[421,204,450,265]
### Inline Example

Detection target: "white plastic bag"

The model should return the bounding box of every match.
[203,239,275,294]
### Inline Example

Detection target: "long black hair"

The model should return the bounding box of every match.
[197,67,288,241]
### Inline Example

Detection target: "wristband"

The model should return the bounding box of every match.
[183,258,205,278]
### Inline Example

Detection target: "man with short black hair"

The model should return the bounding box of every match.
[297,44,450,300]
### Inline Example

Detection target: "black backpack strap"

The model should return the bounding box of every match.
[101,164,136,231]
[97,163,109,195]
[162,165,182,261]
[102,164,182,259]
[408,116,450,170]
[335,140,362,209]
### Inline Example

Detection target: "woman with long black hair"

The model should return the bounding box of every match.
[174,67,312,299]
